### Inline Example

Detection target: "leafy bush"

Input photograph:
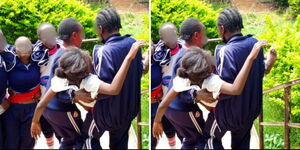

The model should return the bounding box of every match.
[258,15,300,119]
[265,133,284,149]
[151,0,220,51]
[257,15,300,148]
[0,0,98,51]
[288,0,300,17]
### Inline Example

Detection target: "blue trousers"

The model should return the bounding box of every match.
[81,111,102,149]
[2,103,36,149]
[0,115,4,149]
[43,107,83,149]
[165,107,206,149]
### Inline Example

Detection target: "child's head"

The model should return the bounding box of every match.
[95,8,122,43]
[177,47,213,84]
[180,18,208,48]
[15,36,32,61]
[0,29,7,51]
[55,47,92,84]
[58,18,84,48]
[37,23,57,49]
[159,22,178,49]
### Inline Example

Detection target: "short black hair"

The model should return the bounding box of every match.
[177,47,212,84]
[180,18,204,41]
[95,8,122,33]
[217,8,244,33]
[58,18,82,41]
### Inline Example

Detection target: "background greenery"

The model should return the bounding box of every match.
[0,0,149,149]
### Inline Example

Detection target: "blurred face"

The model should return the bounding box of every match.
[16,46,32,62]
[160,28,178,49]
[0,31,7,51]
[71,25,85,48]
[95,25,104,43]
[39,28,57,49]
[191,29,208,48]
[217,25,226,43]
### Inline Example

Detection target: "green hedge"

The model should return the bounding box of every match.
[151,0,220,51]
[289,0,300,17]
[0,0,98,52]
[258,15,300,124]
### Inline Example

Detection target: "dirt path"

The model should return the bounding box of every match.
[231,0,275,13]
[109,0,148,14]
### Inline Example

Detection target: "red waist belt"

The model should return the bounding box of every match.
[9,86,41,103]
[151,85,163,103]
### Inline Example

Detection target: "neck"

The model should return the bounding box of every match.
[21,59,30,65]
[63,41,74,49]
[224,31,242,42]
[103,31,120,42]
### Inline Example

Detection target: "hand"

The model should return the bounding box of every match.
[195,89,216,103]
[31,121,41,140]
[127,40,147,60]
[249,40,269,59]
[73,89,95,103]
[265,47,277,74]
[1,98,10,110]
[152,121,163,140]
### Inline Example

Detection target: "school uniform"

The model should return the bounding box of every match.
[150,59,162,148]
[92,34,143,149]
[213,34,265,148]
[32,39,63,140]
[0,54,8,149]
[178,34,265,149]
[166,47,206,149]
[151,41,183,148]
[1,47,40,149]
[43,48,84,149]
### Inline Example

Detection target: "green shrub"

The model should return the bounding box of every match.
[258,15,300,148]
[0,0,98,52]
[289,0,300,17]
[151,0,220,51]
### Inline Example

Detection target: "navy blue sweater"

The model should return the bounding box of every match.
[92,34,143,130]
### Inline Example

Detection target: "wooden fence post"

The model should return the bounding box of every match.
[137,111,142,149]
[284,86,291,149]
[259,111,264,148]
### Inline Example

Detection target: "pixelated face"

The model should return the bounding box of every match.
[0,31,7,51]
[16,46,32,60]
[160,28,178,48]
[73,25,85,48]
[40,28,57,49]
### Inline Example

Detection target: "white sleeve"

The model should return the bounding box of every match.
[50,76,76,92]
[0,105,5,115]
[80,74,101,99]
[173,76,191,92]
[202,74,224,99]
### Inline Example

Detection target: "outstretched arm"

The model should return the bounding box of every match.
[31,89,56,140]
[220,40,268,95]
[152,88,178,139]
[98,40,147,95]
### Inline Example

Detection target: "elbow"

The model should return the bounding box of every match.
[110,88,121,95]
[232,89,243,95]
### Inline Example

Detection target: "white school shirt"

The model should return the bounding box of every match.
[173,74,224,107]
[51,74,101,107]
